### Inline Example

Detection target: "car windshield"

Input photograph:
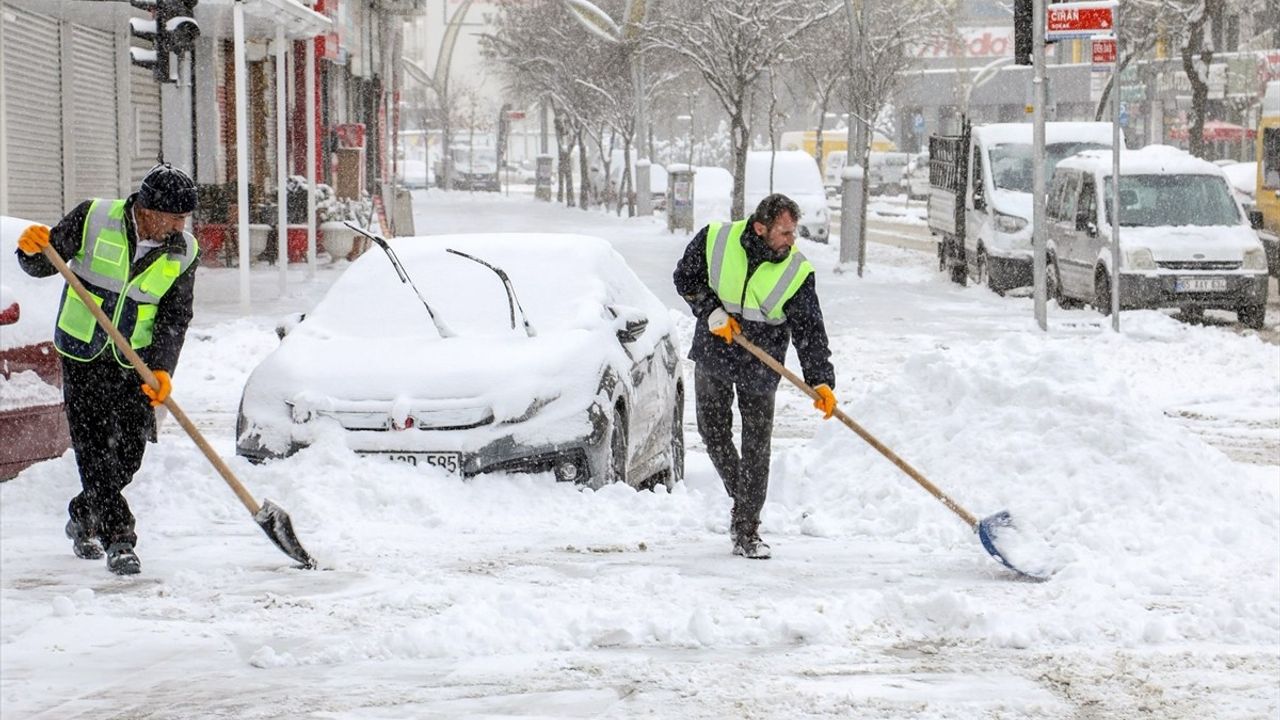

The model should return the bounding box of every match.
[1104,174,1241,227]
[989,142,1110,193]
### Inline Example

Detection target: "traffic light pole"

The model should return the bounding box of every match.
[1031,0,1048,331]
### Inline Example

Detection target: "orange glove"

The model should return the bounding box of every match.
[17,224,51,255]
[813,384,836,419]
[707,308,740,344]
[141,370,172,407]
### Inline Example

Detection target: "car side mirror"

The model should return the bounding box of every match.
[275,312,306,339]
[0,302,18,326]
[1248,209,1264,230]
[973,187,986,211]
[608,304,648,343]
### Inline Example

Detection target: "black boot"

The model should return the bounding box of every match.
[65,519,103,560]
[106,542,141,575]
[732,533,772,560]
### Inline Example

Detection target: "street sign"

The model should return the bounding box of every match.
[1046,1,1115,41]
[507,110,526,121]
[913,113,925,133]
[1091,36,1116,65]
[1118,102,1129,127]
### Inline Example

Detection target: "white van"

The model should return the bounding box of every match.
[745,150,830,243]
[930,122,1120,292]
[1046,145,1270,328]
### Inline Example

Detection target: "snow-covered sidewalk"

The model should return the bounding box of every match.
[2,190,1277,719]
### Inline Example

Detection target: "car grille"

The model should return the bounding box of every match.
[289,399,494,431]
[1156,261,1241,270]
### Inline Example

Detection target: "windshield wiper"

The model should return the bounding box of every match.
[445,248,537,337]
[346,223,455,338]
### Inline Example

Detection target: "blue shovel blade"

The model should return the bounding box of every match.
[977,510,1052,582]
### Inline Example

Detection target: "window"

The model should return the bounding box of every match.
[1050,172,1079,222]
[1263,127,1280,190]
[971,145,985,208]
[988,142,1109,193]
[1077,176,1097,227]
[1103,174,1241,227]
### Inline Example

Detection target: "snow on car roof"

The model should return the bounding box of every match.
[1056,144,1229,179]
[1,216,63,351]
[744,151,824,197]
[304,232,668,342]
[973,122,1117,147]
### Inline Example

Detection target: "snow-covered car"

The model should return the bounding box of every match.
[397,159,433,189]
[745,151,830,242]
[903,151,930,199]
[1,216,71,480]
[235,233,685,490]
[435,147,500,192]
[1046,146,1270,328]
[1220,161,1257,209]
[868,151,911,195]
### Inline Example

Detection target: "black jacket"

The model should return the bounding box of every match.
[15,195,199,374]
[673,218,835,395]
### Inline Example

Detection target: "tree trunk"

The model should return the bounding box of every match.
[622,135,634,217]
[577,127,590,210]
[440,89,453,191]
[730,112,749,218]
[1180,6,1212,159]
[553,112,567,203]
[814,86,832,175]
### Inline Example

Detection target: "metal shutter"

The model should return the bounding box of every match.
[67,24,119,203]
[2,5,63,224]
[130,64,162,187]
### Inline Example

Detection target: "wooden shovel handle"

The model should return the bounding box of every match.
[41,245,261,516]
[732,332,978,528]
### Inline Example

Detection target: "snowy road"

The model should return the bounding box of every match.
[2,190,1277,719]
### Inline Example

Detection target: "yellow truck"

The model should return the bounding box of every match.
[1255,80,1279,277]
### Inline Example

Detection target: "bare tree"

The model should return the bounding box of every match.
[646,0,841,217]
[790,20,853,172]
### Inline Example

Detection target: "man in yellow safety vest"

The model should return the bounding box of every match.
[15,163,200,575]
[673,193,837,559]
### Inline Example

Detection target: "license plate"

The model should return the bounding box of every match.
[1174,276,1228,293]
[376,452,461,474]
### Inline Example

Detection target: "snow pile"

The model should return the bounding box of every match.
[1,216,62,351]
[0,370,62,410]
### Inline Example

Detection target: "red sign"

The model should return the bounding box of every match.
[1046,2,1115,40]
[507,110,526,121]
[334,123,365,149]
[1091,37,1116,64]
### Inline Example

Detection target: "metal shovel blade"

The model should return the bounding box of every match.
[977,511,1050,582]
[254,499,317,569]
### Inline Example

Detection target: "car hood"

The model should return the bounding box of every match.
[1118,224,1262,261]
[243,325,614,427]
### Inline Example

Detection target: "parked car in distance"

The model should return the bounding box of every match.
[434,146,500,192]
[397,158,433,189]
[868,151,911,195]
[902,151,930,199]
[236,233,685,490]
[1045,146,1270,328]
[1,216,71,480]
[745,150,830,243]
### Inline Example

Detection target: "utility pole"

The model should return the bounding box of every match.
[1031,0,1048,331]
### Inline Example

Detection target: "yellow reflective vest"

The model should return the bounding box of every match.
[704,219,813,325]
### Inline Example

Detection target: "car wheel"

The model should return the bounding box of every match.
[1237,303,1265,330]
[605,405,627,487]
[976,248,1002,295]
[1048,257,1080,309]
[666,395,685,489]
[1094,270,1112,316]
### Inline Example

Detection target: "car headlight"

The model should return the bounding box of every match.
[1125,248,1156,270]
[994,212,1028,234]
[1244,247,1267,271]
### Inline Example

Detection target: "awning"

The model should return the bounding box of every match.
[1167,120,1257,142]
[195,0,331,40]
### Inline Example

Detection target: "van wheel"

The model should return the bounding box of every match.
[975,249,1002,295]
[1094,271,1112,316]
[1048,257,1080,309]
[1238,303,1266,330]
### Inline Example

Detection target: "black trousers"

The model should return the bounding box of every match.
[694,366,776,538]
[62,355,155,548]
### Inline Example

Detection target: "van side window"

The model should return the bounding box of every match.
[971,146,986,209]
[1059,174,1079,222]
[1047,175,1063,219]
[1076,176,1096,228]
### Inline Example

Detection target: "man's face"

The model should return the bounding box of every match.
[754,211,797,254]
[136,207,190,241]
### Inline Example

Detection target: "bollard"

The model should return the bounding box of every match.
[839,164,864,267]
[666,164,695,233]
[535,154,553,202]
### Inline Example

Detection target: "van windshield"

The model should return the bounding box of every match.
[1104,174,1241,227]
[989,142,1109,192]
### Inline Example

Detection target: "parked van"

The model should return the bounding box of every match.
[1255,80,1279,276]
[745,151,830,243]
[929,122,1120,292]
[1046,146,1270,328]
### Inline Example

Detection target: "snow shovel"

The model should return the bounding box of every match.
[41,245,317,569]
[732,332,1047,581]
